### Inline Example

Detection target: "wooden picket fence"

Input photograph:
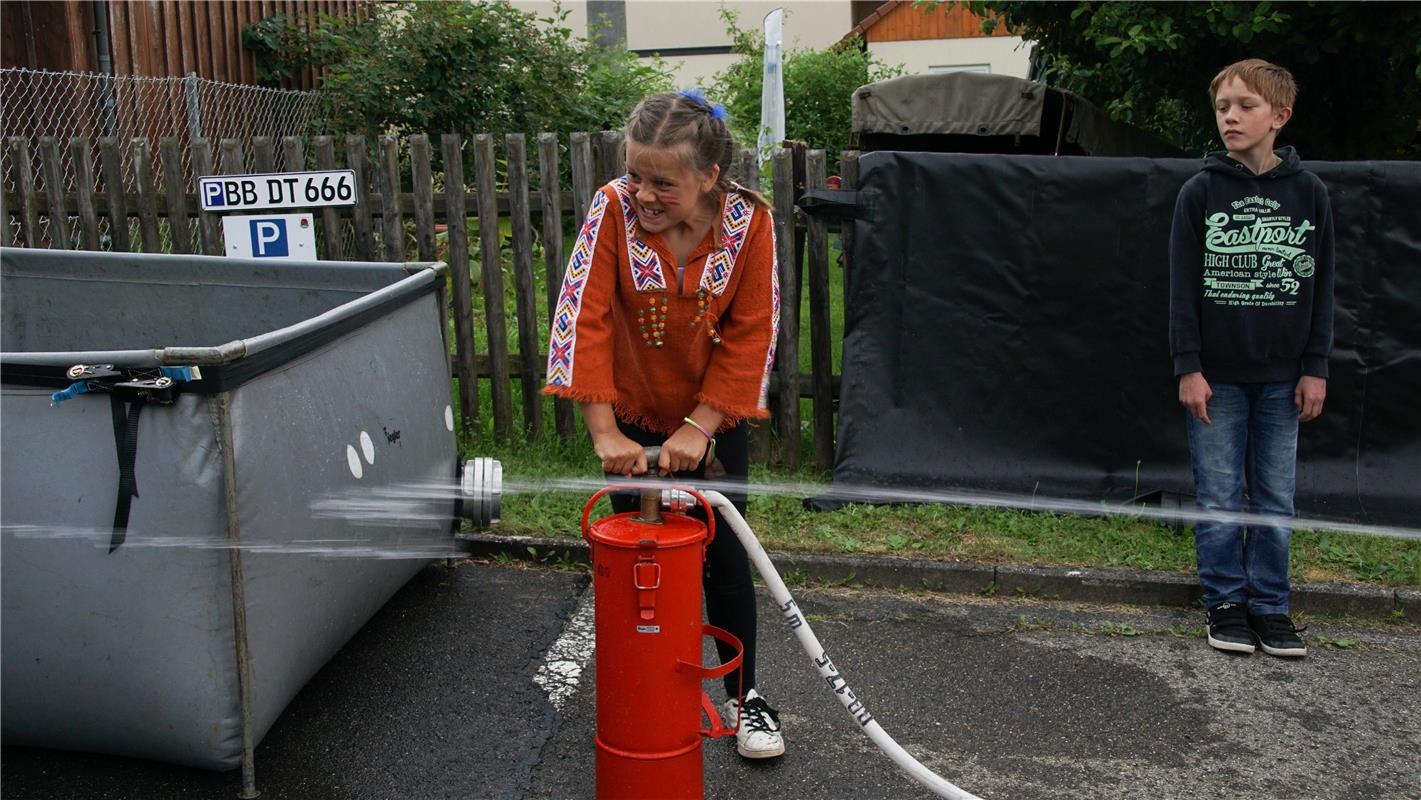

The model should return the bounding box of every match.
[1,132,854,469]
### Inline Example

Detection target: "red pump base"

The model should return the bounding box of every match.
[583,487,742,800]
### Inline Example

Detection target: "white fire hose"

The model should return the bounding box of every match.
[699,489,983,800]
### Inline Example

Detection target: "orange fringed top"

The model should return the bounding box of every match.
[543,177,780,435]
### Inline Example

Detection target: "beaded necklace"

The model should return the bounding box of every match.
[614,179,755,349]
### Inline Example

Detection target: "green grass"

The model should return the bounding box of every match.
[749,491,1197,572]
[1293,529,1421,585]
[447,226,1420,591]
[455,397,1421,589]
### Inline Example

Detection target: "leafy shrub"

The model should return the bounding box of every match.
[244,1,673,139]
[710,9,903,158]
[960,1,1421,159]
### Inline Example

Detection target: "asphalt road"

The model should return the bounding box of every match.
[4,560,1419,800]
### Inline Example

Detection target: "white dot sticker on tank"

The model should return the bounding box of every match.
[346,445,363,479]
[360,431,375,464]
[445,405,454,431]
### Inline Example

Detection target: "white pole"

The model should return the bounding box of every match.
[757,8,785,167]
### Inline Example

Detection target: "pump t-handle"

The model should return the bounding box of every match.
[637,447,663,522]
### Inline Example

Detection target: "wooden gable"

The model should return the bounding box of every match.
[848,1,1013,44]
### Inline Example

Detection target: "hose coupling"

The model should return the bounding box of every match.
[458,457,502,529]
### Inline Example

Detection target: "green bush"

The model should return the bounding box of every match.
[244,1,673,139]
[710,9,903,158]
[957,1,1421,159]
[242,11,363,87]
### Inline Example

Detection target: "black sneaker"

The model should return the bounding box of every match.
[1248,613,1307,657]
[1205,602,1256,654]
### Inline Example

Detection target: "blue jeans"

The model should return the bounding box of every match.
[1186,381,1298,615]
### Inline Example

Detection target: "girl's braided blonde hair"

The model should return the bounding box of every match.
[625,91,772,209]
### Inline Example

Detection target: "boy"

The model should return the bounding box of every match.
[1168,59,1334,657]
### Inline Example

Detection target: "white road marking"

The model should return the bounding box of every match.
[534,593,596,712]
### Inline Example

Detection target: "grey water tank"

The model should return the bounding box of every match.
[1,247,460,772]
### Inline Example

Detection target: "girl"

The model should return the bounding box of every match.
[544,90,784,758]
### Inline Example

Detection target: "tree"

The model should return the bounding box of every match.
[710,10,903,159]
[244,1,673,138]
[951,1,1421,159]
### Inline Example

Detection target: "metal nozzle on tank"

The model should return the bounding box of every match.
[628,447,697,524]
[458,457,502,529]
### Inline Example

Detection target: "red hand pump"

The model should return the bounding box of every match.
[581,481,742,800]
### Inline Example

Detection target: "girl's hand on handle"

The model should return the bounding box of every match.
[659,425,711,475]
[593,431,648,476]
[1179,372,1212,425]
[581,402,646,476]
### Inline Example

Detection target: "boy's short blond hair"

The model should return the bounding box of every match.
[1209,58,1297,109]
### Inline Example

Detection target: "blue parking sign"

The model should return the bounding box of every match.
[222,213,316,260]
[249,218,289,257]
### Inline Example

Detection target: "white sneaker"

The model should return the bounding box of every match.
[721,688,785,759]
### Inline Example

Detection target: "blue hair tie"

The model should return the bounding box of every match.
[678,88,727,121]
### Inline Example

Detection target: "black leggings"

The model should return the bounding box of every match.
[609,419,756,698]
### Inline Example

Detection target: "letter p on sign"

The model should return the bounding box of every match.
[222,213,316,260]
[202,181,226,208]
[251,219,289,257]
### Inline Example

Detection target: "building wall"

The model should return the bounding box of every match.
[511,0,591,40]
[1,1,362,89]
[656,54,742,90]
[858,0,1011,42]
[869,36,1032,78]
[512,1,853,88]
[2,1,100,73]
[623,1,849,51]
[512,1,1037,87]
[649,1,853,88]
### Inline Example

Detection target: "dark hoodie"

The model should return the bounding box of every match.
[1169,146,1335,384]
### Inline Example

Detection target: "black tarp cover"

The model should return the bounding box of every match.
[830,152,1420,527]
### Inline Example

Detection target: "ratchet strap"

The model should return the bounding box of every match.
[108,394,144,552]
[48,364,200,553]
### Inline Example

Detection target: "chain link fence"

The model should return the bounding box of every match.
[2,67,322,249]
